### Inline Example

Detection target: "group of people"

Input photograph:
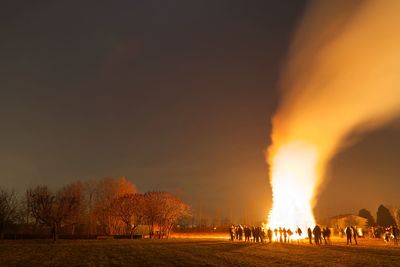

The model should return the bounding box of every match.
[229,224,333,245]
[229,225,265,242]
[344,225,359,245]
[383,225,399,245]
[306,225,332,245]
[229,223,400,246]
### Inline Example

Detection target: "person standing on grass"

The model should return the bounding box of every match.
[392,225,399,245]
[235,226,239,240]
[313,225,322,245]
[244,226,249,241]
[260,227,265,243]
[307,227,313,244]
[296,227,302,238]
[283,228,287,243]
[295,227,302,244]
[238,225,243,241]
[267,228,273,243]
[351,226,358,245]
[229,225,235,241]
[51,223,57,243]
[322,227,327,245]
[326,227,331,245]
[287,229,293,243]
[345,226,352,245]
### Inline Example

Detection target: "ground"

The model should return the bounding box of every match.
[0,238,399,266]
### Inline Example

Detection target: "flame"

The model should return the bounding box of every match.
[268,142,317,230]
[267,1,400,231]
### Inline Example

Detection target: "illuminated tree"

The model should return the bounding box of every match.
[142,191,190,238]
[0,188,18,239]
[157,192,190,238]
[91,177,137,234]
[59,182,85,235]
[112,193,143,238]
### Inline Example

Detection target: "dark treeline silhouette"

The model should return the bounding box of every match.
[376,205,397,228]
[0,177,190,241]
[358,208,376,227]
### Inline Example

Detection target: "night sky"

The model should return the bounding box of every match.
[1,0,399,223]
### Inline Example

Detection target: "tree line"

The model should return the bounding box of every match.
[0,177,190,241]
[358,205,400,228]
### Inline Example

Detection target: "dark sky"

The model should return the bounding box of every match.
[1,0,399,223]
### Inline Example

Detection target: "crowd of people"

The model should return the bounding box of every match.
[383,225,399,245]
[306,225,332,245]
[229,224,400,246]
[229,224,332,245]
[229,225,265,243]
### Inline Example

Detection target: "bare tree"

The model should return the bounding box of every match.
[157,193,190,238]
[59,182,84,235]
[112,193,143,238]
[26,185,81,241]
[142,192,164,238]
[0,188,18,239]
[142,192,190,239]
[92,177,137,235]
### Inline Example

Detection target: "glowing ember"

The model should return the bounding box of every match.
[268,142,316,231]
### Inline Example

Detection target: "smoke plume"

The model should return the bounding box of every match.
[267,0,400,229]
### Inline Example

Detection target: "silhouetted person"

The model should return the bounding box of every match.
[339,227,344,238]
[235,226,239,240]
[326,227,331,245]
[274,228,278,242]
[252,226,256,242]
[279,227,283,243]
[296,227,302,237]
[295,227,302,243]
[287,229,293,243]
[393,225,399,246]
[322,228,327,245]
[229,225,235,241]
[345,226,352,245]
[253,227,258,242]
[238,225,243,241]
[283,228,288,243]
[351,226,358,245]
[307,227,313,244]
[313,225,322,245]
[260,227,265,243]
[52,223,57,243]
[244,226,251,241]
[267,228,273,243]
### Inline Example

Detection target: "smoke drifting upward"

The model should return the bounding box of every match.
[267,0,400,230]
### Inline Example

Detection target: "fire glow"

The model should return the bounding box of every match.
[267,1,400,231]
[268,142,317,231]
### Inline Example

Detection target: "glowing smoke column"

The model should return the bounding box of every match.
[268,0,400,230]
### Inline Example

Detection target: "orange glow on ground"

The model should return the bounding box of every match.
[169,233,230,239]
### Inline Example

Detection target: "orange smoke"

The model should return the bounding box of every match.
[268,0,400,230]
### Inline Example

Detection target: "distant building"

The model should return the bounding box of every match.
[329,214,368,234]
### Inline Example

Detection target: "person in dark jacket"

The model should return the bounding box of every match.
[307,227,313,244]
[313,225,322,245]
[345,226,352,245]
[351,226,358,245]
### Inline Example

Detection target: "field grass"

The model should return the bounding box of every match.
[0,237,399,266]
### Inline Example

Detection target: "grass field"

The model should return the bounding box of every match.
[0,238,399,266]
